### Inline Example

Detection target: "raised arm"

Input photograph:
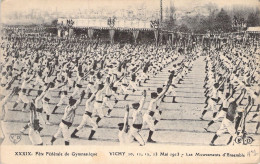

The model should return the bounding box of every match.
[122,105,130,133]
[74,90,86,108]
[235,88,246,102]
[29,103,36,125]
[137,90,147,112]
[48,83,60,91]
[216,77,226,90]
[86,90,97,104]
[37,90,46,100]
[26,73,35,83]
[245,96,254,116]
[156,74,173,101]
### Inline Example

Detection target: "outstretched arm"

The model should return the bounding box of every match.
[48,83,61,91]
[29,103,36,125]
[245,96,254,116]
[74,91,86,108]
[216,77,226,90]
[156,74,173,101]
[138,90,147,112]
[234,88,246,102]
[37,90,46,100]
[86,90,97,104]
[122,105,129,133]
[26,73,35,83]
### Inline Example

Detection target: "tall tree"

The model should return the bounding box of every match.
[162,0,176,31]
[247,8,260,27]
[214,8,232,32]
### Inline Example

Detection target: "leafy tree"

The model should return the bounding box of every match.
[162,0,176,31]
[51,19,58,26]
[214,8,232,32]
[177,24,191,32]
[247,8,260,27]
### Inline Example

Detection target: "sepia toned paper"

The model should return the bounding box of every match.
[0,0,259,163]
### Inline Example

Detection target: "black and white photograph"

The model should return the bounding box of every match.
[0,0,259,162]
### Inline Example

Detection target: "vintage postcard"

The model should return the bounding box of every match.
[0,0,259,163]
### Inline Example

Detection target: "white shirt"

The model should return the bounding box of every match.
[35,96,43,108]
[62,105,77,123]
[147,99,157,112]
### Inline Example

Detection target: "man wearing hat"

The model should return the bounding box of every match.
[12,87,31,112]
[118,105,131,145]
[143,73,174,143]
[70,70,84,98]
[50,90,85,145]
[103,79,120,117]
[128,90,147,146]
[12,69,35,108]
[93,84,106,125]
[28,102,43,145]
[204,86,233,132]
[200,77,226,120]
[71,90,98,140]
[248,89,260,134]
[162,71,178,103]
[52,77,69,114]
[36,81,55,125]
[129,71,138,93]
[28,70,45,96]
[209,88,246,146]
[20,86,50,134]
[154,88,167,125]
[117,75,130,100]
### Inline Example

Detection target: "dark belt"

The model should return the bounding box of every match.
[36,108,43,113]
[85,111,92,117]
[60,91,68,95]
[122,84,128,86]
[88,92,93,98]
[133,124,142,130]
[226,115,234,122]
[149,111,155,117]
[96,101,103,103]
[211,98,217,102]
[76,84,82,88]
[105,95,112,98]
[44,97,50,102]
[222,108,228,112]
[62,120,72,127]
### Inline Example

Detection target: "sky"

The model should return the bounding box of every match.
[0,0,259,24]
[1,0,259,12]
[174,0,259,8]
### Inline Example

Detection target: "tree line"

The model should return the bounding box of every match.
[163,4,260,33]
